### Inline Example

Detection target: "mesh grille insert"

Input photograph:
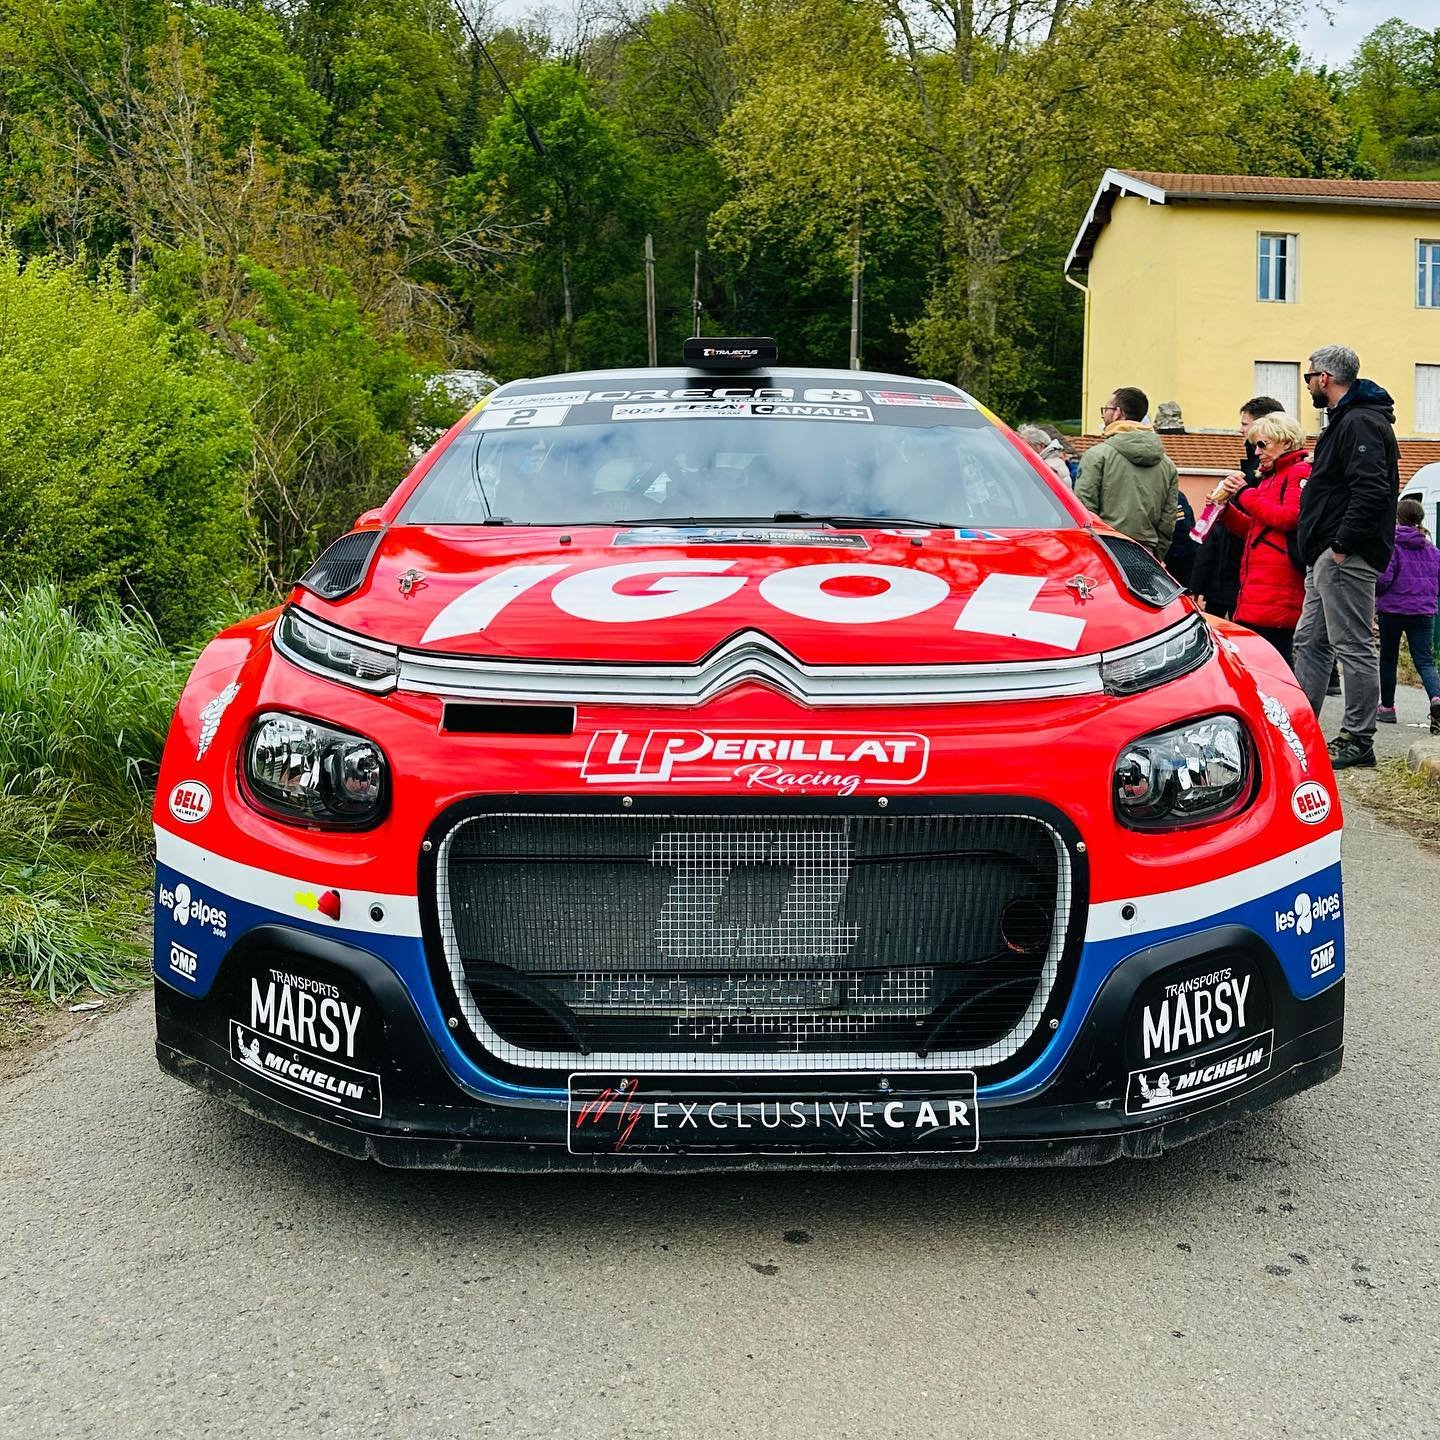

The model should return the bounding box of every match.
[436,810,1072,1074]
[298,529,383,600]
[1098,533,1183,607]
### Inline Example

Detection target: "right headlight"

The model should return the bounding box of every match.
[1114,715,1251,828]
[1101,615,1212,697]
[244,712,389,827]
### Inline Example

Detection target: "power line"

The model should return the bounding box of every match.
[450,2,546,159]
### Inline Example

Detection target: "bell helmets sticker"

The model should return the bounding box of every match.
[1291,781,1332,825]
[168,781,212,824]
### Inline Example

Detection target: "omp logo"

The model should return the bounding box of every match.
[158,882,228,938]
[1275,890,1341,936]
[1310,940,1337,978]
[168,941,198,981]
[582,729,928,796]
[651,829,859,964]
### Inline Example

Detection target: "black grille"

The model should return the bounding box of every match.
[298,529,383,600]
[436,811,1070,1072]
[1098,534,1183,607]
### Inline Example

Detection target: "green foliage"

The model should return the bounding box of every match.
[451,62,649,373]
[232,260,425,583]
[0,248,253,644]
[191,3,330,157]
[1342,20,1440,176]
[0,585,187,998]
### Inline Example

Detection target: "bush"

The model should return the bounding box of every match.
[0,586,187,997]
[0,248,254,644]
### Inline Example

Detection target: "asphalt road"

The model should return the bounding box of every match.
[2,689,1437,1440]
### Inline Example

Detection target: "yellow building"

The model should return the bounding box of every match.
[1066,169,1440,438]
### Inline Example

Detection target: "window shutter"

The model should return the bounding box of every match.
[1417,365,1440,433]
[1253,362,1300,417]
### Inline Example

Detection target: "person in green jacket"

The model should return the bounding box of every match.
[1076,386,1180,561]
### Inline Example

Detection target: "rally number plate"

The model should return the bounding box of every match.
[567,1072,979,1155]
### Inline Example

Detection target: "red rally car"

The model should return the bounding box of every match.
[152,339,1345,1170]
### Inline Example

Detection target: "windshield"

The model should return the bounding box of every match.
[401,400,1073,530]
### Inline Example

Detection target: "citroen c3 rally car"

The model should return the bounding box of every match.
[152,338,1345,1170]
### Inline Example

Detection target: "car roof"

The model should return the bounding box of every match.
[492,366,978,397]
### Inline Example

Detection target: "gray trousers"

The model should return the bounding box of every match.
[1293,553,1380,736]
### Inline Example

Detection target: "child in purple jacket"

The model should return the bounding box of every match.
[1376,497,1440,732]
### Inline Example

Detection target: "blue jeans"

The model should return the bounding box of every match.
[1378,612,1440,707]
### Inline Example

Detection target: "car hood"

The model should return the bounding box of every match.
[297,525,1188,667]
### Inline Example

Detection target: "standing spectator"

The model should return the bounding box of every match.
[1375,497,1440,732]
[1293,345,1400,769]
[1076,386,1180,560]
[1165,491,1198,588]
[1017,425,1073,486]
[1211,412,1308,665]
[1191,396,1283,617]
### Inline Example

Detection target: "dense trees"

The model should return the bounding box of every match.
[0,0,1430,616]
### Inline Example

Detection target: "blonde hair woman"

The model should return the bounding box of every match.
[1213,411,1309,665]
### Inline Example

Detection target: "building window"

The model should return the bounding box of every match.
[1419,243,1440,308]
[1418,365,1440,432]
[1253,361,1300,418]
[1257,233,1297,303]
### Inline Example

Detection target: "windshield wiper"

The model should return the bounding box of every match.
[771,511,946,529]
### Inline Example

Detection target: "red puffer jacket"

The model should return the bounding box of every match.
[1219,448,1308,630]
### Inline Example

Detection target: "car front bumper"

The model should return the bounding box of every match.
[155,921,1343,1173]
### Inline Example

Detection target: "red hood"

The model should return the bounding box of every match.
[298,525,1187,665]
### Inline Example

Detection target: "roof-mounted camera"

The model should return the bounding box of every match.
[682,337,777,373]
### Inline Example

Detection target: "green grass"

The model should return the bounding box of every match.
[0,586,187,999]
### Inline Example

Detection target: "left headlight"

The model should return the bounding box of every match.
[244,713,389,827]
[1114,715,1251,827]
[273,606,398,693]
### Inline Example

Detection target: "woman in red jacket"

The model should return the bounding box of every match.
[1214,411,1309,666]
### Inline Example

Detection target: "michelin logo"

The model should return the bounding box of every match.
[1275,889,1340,936]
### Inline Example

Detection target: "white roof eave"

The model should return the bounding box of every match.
[1064,168,1169,277]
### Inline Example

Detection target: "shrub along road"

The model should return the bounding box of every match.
[2,689,1436,1440]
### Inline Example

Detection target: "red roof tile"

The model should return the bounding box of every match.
[1072,432,1440,485]
[1119,171,1440,204]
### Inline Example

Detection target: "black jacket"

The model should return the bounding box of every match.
[1164,490,1197,587]
[1297,379,1400,570]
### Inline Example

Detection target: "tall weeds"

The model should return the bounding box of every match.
[0,586,187,997]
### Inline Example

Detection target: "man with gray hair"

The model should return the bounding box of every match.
[1293,344,1400,768]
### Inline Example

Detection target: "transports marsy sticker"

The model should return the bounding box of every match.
[580,729,929,796]
[1126,1029,1274,1115]
[230,969,383,1117]
[168,781,211,824]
